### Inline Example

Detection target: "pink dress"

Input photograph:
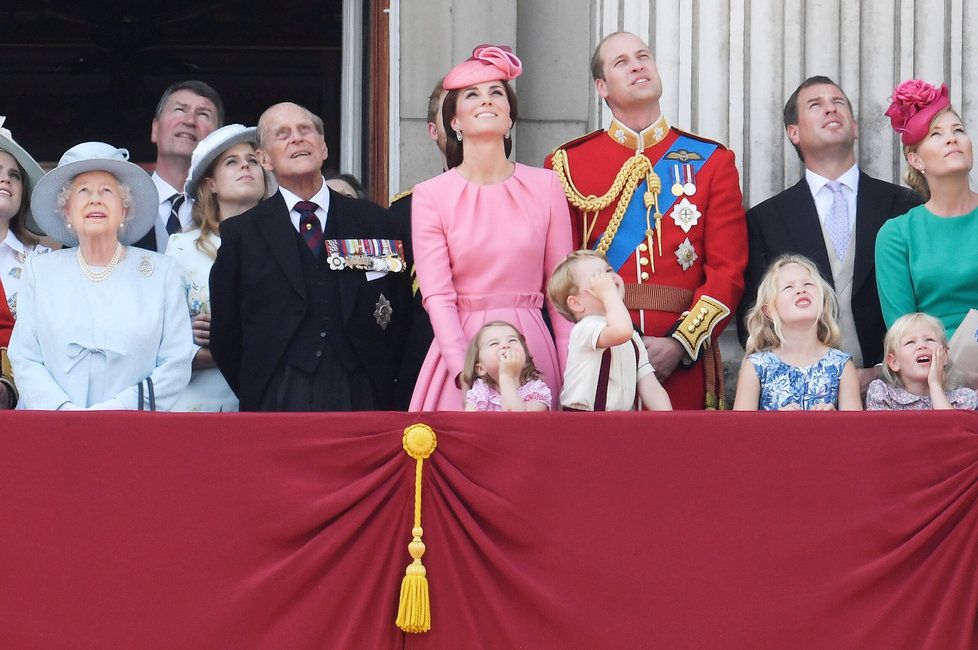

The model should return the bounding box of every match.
[409,164,574,411]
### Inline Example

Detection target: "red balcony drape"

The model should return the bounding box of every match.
[1,411,976,648]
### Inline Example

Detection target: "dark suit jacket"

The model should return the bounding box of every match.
[209,189,412,411]
[387,192,434,410]
[738,173,920,366]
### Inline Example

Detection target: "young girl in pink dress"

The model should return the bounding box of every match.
[409,45,573,411]
[461,321,551,411]
[865,312,977,410]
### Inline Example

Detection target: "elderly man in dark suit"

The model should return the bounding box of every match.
[209,102,411,411]
[738,76,920,390]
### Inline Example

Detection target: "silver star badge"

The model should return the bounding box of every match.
[675,238,698,271]
[670,197,701,233]
[374,294,393,330]
[653,126,664,141]
[614,128,626,144]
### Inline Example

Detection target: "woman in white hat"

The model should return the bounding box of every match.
[165,124,273,411]
[8,142,193,410]
[0,120,53,408]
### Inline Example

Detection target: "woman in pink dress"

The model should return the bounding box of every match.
[409,45,573,411]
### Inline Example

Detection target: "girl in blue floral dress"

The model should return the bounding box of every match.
[734,255,862,411]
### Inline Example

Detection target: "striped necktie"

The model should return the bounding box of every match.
[166,193,185,235]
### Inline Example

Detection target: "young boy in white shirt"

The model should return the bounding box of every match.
[547,250,672,411]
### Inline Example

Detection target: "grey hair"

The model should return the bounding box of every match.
[256,102,325,149]
[154,80,225,127]
[57,179,133,221]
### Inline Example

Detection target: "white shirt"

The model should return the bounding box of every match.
[560,315,654,411]
[164,229,238,412]
[804,164,860,231]
[152,172,194,252]
[279,177,331,234]
[0,231,50,318]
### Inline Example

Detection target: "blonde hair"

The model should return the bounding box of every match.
[902,106,960,202]
[546,249,606,323]
[461,320,541,390]
[881,312,950,389]
[744,254,841,354]
[191,142,263,260]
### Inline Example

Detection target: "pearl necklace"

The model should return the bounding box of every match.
[77,243,124,282]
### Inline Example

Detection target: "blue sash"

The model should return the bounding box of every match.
[599,135,720,271]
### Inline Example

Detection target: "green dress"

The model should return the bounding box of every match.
[875,204,978,336]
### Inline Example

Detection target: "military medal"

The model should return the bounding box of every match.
[683,163,696,196]
[374,294,393,330]
[675,238,698,271]
[670,197,701,233]
[670,164,684,197]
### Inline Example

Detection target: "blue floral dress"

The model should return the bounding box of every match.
[748,348,851,411]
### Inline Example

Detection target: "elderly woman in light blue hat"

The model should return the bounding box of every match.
[8,142,192,410]
[165,124,274,411]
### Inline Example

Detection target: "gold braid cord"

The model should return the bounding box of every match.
[551,148,659,255]
[396,423,438,633]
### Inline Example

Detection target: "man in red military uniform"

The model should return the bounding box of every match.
[546,32,747,409]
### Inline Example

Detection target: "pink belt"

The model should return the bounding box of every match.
[456,293,544,311]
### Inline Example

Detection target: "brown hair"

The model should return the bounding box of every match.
[0,148,39,247]
[902,106,960,202]
[782,76,853,162]
[426,78,445,125]
[743,254,841,354]
[546,249,606,323]
[590,31,637,81]
[442,80,518,170]
[461,320,542,391]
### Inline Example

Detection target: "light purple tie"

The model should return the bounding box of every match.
[825,181,850,261]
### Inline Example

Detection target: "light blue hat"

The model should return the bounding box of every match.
[0,117,46,235]
[184,124,276,202]
[30,142,159,247]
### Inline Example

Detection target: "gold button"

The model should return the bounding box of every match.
[693,318,702,327]
[639,258,649,266]
[639,243,648,252]
[700,307,708,315]
[640,272,649,280]
[687,325,695,333]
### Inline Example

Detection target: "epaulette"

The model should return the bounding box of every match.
[671,126,729,150]
[388,188,413,207]
[550,129,606,154]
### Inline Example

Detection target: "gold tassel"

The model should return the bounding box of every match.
[396,423,437,633]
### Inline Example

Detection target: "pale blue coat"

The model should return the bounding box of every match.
[9,248,192,410]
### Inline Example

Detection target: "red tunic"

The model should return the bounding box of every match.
[0,283,13,348]
[546,122,747,409]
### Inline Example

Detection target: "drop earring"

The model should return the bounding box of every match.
[455,129,463,141]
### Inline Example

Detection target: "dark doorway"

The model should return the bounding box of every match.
[1,1,345,167]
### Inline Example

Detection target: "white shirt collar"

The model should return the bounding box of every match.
[279,176,331,214]
[804,163,860,196]
[1,229,26,254]
[151,171,182,204]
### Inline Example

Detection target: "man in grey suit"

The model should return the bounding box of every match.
[738,76,920,390]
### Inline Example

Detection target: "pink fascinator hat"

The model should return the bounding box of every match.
[442,44,523,90]
[885,80,951,146]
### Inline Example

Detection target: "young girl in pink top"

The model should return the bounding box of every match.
[461,321,552,411]
[866,312,977,410]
